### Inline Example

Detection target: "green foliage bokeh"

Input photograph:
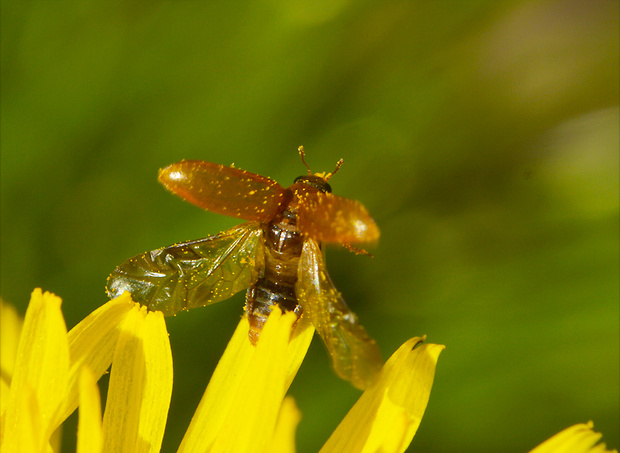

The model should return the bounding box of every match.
[1,1,618,452]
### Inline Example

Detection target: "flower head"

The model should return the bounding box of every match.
[16,289,617,453]
[1,289,444,452]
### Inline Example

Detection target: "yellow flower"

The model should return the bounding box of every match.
[1,289,444,452]
[1,289,172,453]
[1,290,616,453]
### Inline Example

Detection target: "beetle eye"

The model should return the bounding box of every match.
[294,176,332,193]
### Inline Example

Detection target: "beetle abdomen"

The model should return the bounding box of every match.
[245,215,304,343]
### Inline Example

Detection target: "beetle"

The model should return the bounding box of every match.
[107,147,382,389]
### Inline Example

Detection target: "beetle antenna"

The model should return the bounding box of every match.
[298,146,312,175]
[325,158,344,181]
[298,146,344,180]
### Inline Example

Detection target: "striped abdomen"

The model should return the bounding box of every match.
[245,211,305,343]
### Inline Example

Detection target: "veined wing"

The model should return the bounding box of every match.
[107,222,264,315]
[295,238,382,389]
[158,160,287,222]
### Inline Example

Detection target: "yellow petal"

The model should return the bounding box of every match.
[49,426,62,453]
[77,367,102,453]
[362,395,412,452]
[3,381,43,453]
[101,305,172,453]
[0,373,9,436]
[56,293,136,425]
[179,308,314,453]
[0,301,23,394]
[321,336,444,453]
[529,422,617,453]
[2,289,70,452]
[1,301,24,418]
[268,396,302,453]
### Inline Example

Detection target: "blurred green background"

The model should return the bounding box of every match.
[2,1,618,452]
